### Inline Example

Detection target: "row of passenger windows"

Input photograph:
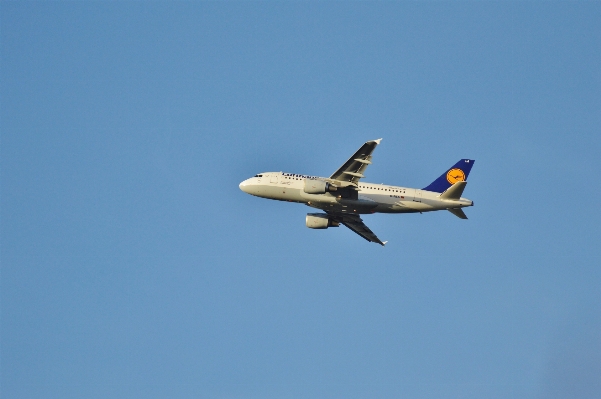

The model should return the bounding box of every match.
[284,173,315,179]
[360,185,405,193]
[278,176,405,192]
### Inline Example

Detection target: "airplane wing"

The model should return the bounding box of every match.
[329,139,382,184]
[327,212,387,246]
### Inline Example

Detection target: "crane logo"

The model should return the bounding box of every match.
[446,168,466,184]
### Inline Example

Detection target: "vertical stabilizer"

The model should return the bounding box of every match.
[422,159,475,193]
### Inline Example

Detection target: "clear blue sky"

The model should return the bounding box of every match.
[2,2,600,398]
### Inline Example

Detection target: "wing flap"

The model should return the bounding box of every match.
[342,171,365,178]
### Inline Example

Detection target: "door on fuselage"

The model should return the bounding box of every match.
[270,174,278,184]
[413,189,422,203]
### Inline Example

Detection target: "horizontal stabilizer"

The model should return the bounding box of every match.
[439,181,467,200]
[447,208,468,219]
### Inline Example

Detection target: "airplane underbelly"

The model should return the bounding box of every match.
[302,194,378,214]
[380,197,434,213]
[337,198,378,213]
[389,201,433,213]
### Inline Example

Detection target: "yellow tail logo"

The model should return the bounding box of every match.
[446,168,466,184]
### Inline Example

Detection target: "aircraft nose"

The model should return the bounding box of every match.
[239,179,251,193]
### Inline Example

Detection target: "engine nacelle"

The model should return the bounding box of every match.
[303,179,337,194]
[306,213,340,229]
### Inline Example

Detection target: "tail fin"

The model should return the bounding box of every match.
[422,159,475,193]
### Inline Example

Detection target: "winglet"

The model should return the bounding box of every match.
[372,138,382,144]
[381,241,388,246]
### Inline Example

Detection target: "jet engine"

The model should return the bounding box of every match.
[303,179,337,194]
[306,213,340,229]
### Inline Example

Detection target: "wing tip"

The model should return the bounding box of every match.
[381,241,388,246]
[371,138,383,145]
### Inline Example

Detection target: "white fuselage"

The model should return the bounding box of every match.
[239,171,473,215]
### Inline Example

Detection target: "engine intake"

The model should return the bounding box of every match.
[306,213,340,229]
[303,179,337,194]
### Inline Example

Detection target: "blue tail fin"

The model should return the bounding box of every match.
[422,159,475,193]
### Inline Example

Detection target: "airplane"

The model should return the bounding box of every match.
[239,139,475,246]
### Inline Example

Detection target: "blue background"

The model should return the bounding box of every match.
[2,2,600,398]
